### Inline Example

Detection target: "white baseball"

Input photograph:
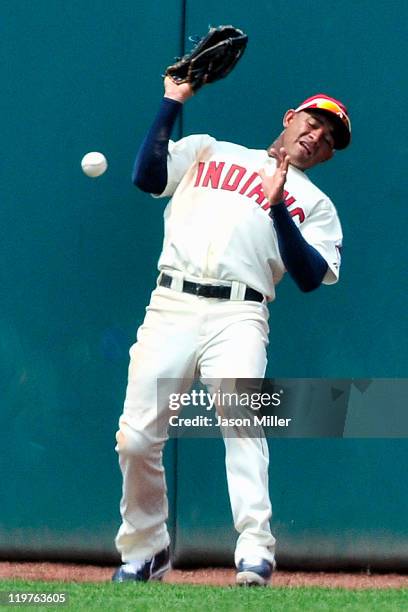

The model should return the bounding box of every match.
[81,151,108,178]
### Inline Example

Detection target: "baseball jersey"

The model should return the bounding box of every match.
[154,135,343,301]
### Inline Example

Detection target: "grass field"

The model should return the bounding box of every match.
[1,580,408,611]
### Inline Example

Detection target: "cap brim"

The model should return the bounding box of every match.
[305,109,351,150]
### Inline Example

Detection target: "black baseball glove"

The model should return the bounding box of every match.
[165,25,248,92]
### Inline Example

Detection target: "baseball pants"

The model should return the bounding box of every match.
[114,282,276,566]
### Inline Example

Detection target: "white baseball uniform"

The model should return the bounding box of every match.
[114,135,343,565]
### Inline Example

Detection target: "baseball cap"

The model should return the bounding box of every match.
[295,94,351,150]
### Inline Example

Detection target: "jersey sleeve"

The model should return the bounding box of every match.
[153,134,215,198]
[299,198,343,284]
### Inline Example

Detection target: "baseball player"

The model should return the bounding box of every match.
[112,75,351,585]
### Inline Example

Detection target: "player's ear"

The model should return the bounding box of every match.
[283,109,296,128]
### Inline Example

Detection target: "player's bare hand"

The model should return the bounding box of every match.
[164,76,194,103]
[259,147,290,206]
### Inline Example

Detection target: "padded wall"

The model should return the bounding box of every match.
[1,0,407,568]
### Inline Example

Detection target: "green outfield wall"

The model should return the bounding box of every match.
[1,1,407,569]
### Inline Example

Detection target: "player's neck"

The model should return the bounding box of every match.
[267,135,283,158]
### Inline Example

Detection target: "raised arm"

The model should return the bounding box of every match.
[132,78,193,194]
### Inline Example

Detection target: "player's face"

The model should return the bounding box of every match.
[281,110,335,169]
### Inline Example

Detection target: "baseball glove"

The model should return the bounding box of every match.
[165,25,248,92]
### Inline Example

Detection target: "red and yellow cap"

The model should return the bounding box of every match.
[295,94,351,150]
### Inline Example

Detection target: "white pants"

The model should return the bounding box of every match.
[114,285,276,566]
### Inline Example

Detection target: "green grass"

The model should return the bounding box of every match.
[1,580,408,611]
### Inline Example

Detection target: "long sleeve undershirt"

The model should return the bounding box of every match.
[132,97,328,292]
[269,202,328,291]
[132,97,182,194]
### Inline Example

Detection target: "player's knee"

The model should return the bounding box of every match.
[115,423,152,457]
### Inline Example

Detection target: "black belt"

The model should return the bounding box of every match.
[159,273,264,302]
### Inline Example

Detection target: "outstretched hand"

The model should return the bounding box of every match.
[258,147,291,206]
[164,76,194,103]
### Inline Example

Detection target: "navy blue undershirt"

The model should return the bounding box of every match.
[132,97,329,292]
[132,97,181,194]
[269,203,328,292]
